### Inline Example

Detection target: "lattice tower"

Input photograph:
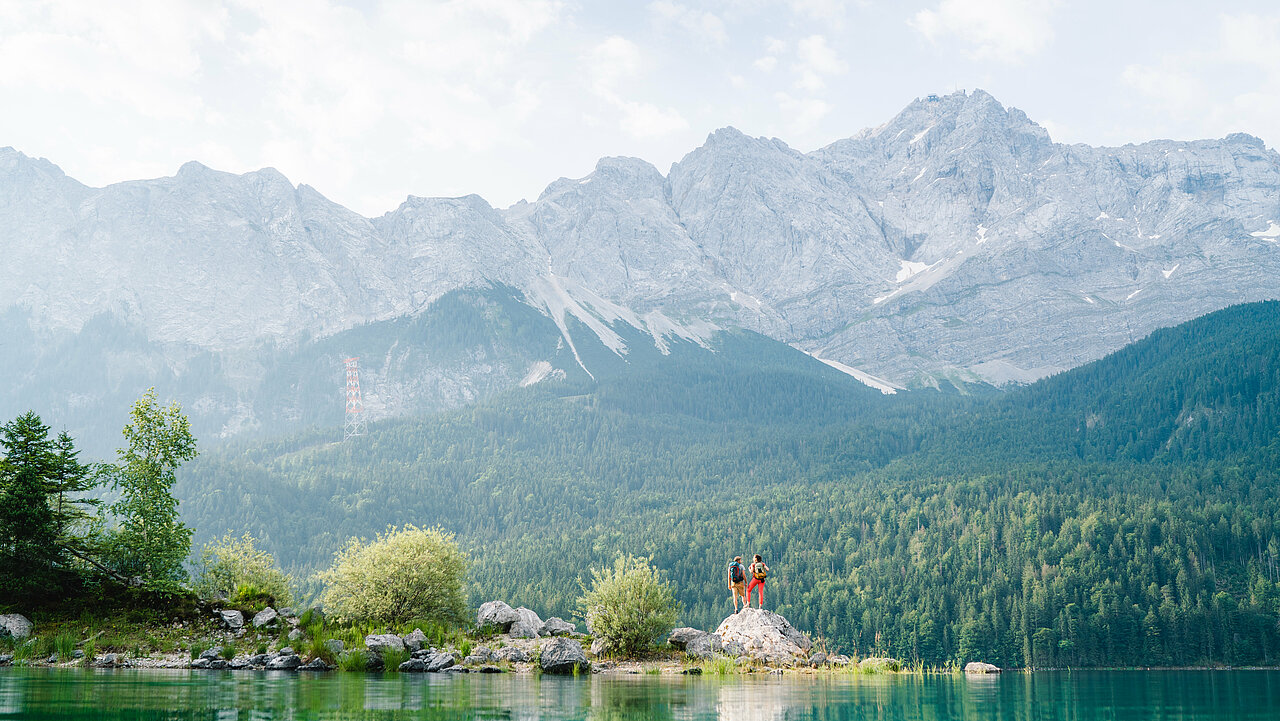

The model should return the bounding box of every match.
[343,357,367,441]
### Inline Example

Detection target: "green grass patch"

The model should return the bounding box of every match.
[337,650,369,672]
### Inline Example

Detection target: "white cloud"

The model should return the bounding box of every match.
[586,36,688,139]
[794,34,846,91]
[911,0,1058,63]
[1119,12,1280,145]
[787,0,847,24]
[775,92,831,133]
[754,56,778,72]
[648,1,727,46]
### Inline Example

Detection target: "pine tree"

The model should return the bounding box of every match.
[0,411,58,600]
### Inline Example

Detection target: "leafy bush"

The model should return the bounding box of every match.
[576,555,680,658]
[191,533,293,608]
[317,525,467,625]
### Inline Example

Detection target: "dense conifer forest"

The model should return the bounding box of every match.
[175,301,1280,667]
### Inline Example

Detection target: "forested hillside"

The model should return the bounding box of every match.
[178,301,1280,668]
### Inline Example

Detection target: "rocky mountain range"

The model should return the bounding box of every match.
[4,89,1279,447]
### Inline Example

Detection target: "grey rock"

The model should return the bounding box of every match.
[539,618,576,637]
[808,652,828,667]
[0,654,11,665]
[538,638,588,675]
[217,610,244,631]
[590,639,607,657]
[722,641,745,657]
[441,665,470,673]
[323,639,345,656]
[278,647,295,656]
[98,653,121,667]
[425,652,456,672]
[277,607,295,618]
[493,646,529,663]
[829,654,851,666]
[251,608,279,628]
[198,648,221,661]
[965,661,1001,674]
[411,648,431,659]
[364,634,405,654]
[247,654,272,667]
[668,627,705,651]
[464,646,494,664]
[71,650,84,659]
[266,654,302,670]
[681,666,702,675]
[287,629,303,642]
[0,614,33,640]
[228,658,250,670]
[299,658,331,671]
[685,634,723,660]
[509,607,543,638]
[714,608,811,660]
[190,657,212,669]
[477,601,521,632]
[401,628,428,652]
[478,665,503,673]
[398,658,428,672]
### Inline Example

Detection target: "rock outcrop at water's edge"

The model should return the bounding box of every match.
[965,661,1000,674]
[713,608,812,662]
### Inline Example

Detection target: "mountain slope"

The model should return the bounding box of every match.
[174,302,1280,667]
[4,89,1280,449]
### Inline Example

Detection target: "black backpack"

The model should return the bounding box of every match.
[729,562,745,583]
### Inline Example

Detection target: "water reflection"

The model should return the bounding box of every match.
[1,668,1280,720]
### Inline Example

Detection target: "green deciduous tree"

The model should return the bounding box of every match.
[319,525,467,624]
[191,532,293,608]
[107,388,198,583]
[578,555,680,658]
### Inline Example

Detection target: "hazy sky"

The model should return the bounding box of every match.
[2,0,1277,215]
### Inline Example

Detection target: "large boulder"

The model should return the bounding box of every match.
[323,639,345,656]
[965,661,1001,674]
[685,634,723,660]
[266,654,302,670]
[509,607,543,638]
[365,634,406,654]
[540,617,576,637]
[217,610,244,631]
[0,614,33,640]
[493,646,530,663]
[539,638,589,674]
[477,601,521,632]
[667,627,705,650]
[251,608,279,628]
[401,628,428,652]
[713,608,811,660]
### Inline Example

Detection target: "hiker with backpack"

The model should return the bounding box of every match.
[747,554,770,609]
[727,556,748,612]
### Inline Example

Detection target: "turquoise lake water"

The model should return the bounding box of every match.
[1,668,1278,720]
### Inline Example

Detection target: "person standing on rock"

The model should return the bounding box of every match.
[728,556,748,612]
[747,554,769,609]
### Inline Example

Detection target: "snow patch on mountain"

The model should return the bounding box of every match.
[803,351,902,394]
[1252,221,1280,240]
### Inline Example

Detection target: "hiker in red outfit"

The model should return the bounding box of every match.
[747,554,769,608]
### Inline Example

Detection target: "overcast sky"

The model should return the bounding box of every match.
[2,0,1277,215]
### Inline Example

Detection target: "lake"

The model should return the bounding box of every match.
[1,668,1278,720]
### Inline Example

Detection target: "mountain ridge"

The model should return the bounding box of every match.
[4,89,1280,445]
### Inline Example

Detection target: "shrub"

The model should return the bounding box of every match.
[219,644,237,660]
[317,525,467,625]
[191,533,293,608]
[576,555,680,658]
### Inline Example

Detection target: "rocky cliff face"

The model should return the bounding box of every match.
[3,89,1279,440]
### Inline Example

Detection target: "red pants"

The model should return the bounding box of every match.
[747,578,765,605]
